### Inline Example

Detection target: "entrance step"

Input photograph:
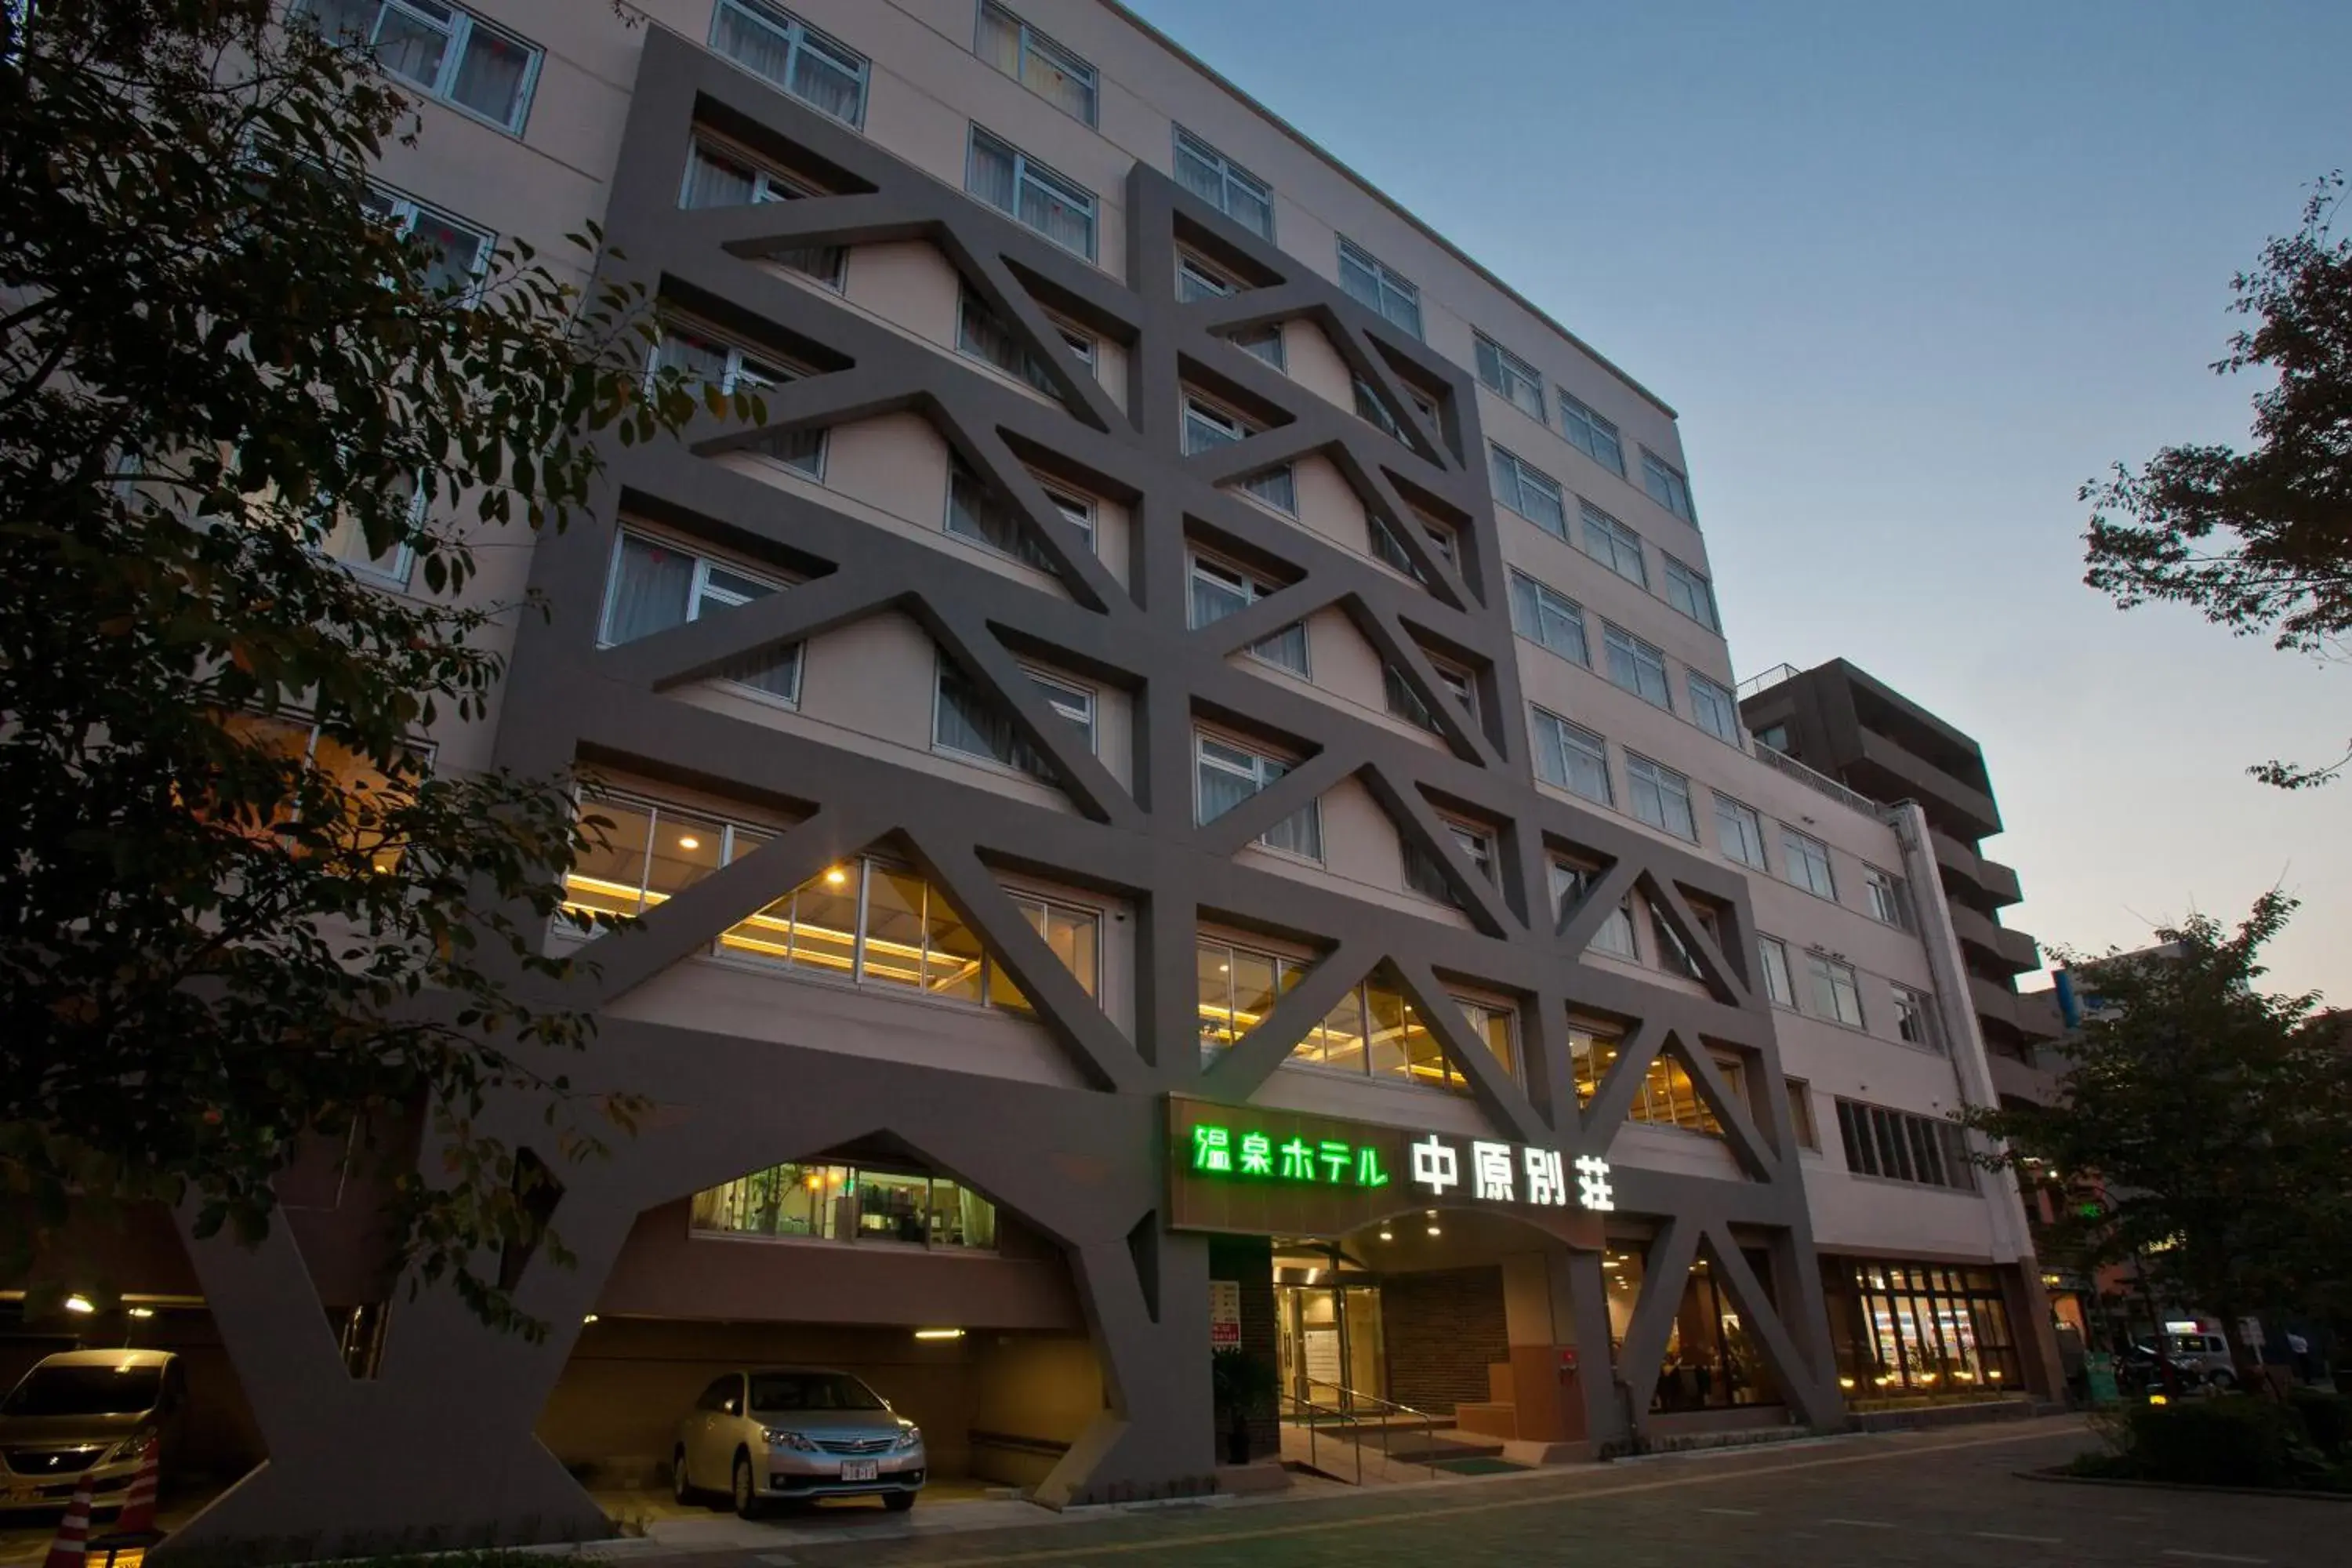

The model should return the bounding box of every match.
[1376,1428,1504,1465]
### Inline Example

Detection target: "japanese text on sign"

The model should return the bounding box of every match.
[1187,1121,1609,1211]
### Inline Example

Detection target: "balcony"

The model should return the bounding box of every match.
[1950,904,2040,976]
[1968,972,2022,1030]
[1853,730,2001,840]
[1930,828,2024,908]
[1987,1051,2059,1107]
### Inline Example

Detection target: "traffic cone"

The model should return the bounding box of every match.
[41,1472,96,1568]
[111,1438,160,1537]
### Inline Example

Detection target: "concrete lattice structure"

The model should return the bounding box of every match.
[90,3,2062,1552]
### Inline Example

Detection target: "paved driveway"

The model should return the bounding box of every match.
[635,1418,2335,1568]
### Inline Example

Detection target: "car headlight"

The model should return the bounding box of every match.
[764,1428,819,1453]
[896,1425,922,1450]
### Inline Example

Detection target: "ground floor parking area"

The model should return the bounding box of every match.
[615,1418,2334,1568]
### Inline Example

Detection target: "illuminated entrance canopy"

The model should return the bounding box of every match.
[1167,1097,1610,1244]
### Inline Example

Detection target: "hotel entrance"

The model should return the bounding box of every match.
[1272,1244,1387,1412]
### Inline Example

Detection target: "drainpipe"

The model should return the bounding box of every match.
[1880,802,2038,1268]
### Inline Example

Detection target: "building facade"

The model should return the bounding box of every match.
[39,2,2060,1550]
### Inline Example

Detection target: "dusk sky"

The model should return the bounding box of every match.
[1127,0,2351,1002]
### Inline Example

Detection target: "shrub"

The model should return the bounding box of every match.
[2127,1396,2296,1487]
[2290,1388,2352,1457]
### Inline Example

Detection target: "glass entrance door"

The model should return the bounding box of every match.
[1275,1280,1388,1412]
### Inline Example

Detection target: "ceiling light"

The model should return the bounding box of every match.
[1377,1230,1393,1242]
[825,866,848,886]
[914,1328,965,1341]
[582,1314,599,1325]
[1425,1225,1441,1237]
[63,1296,94,1315]
[677,836,700,851]
[126,1307,154,1319]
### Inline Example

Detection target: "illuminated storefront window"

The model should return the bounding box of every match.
[562,796,1097,1007]
[691,1161,998,1250]
[1602,1245,1781,1411]
[1568,1028,1744,1137]
[1195,939,1515,1094]
[1820,1260,2021,1395]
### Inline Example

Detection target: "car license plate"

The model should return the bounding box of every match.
[841,1460,878,1482]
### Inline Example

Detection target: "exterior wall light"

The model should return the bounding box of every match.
[914,1328,965,1341]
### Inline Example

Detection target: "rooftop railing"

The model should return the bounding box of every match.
[1735,662,1803,702]
[1752,741,1883,818]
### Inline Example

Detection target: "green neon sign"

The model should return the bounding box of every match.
[1190,1123,1389,1188]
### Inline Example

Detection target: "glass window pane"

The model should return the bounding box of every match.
[784,862,861,978]
[859,867,930,989]
[641,809,724,906]
[565,798,653,920]
[603,535,696,644]
[924,889,986,1004]
[933,1178,997,1249]
[855,1170,931,1245]
[1227,948,1280,1044]
[1315,984,1366,1072]
[449,24,532,125]
[1196,941,1236,1051]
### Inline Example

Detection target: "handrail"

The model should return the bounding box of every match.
[1276,1387,1362,1484]
[1299,1380,1440,1479]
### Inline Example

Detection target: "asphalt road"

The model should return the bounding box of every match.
[729,1419,2339,1568]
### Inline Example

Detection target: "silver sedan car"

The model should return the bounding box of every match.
[673,1367,925,1518]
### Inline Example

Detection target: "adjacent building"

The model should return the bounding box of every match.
[24,2,2064,1548]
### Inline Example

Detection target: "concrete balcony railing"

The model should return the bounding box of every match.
[1950,904,2040,976]
[1987,1051,2060,1108]
[1856,730,2002,840]
[1930,827,2024,908]
[1969,972,2023,1029]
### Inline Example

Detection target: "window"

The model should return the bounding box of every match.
[564,806,1096,1006]
[1786,1080,1820,1150]
[1182,397,1295,514]
[1715,795,1768,869]
[1370,514,1457,584]
[1581,503,1646,586]
[360,184,492,298]
[710,0,869,125]
[1178,253,1234,303]
[649,326,825,475]
[1038,479,1096,550]
[1203,942,1514,1094]
[1551,862,1636,957]
[1642,448,1697,524]
[1231,325,1286,372]
[1806,953,1865,1028]
[967,127,1096,260]
[1688,673,1738,743]
[956,291,1084,396]
[1664,555,1719,630]
[1557,390,1624,475]
[1569,1029,1743,1138]
[1757,935,1795,1007]
[1602,625,1672,710]
[1835,1100,1976,1192]
[1781,827,1835,898]
[1196,735,1320,858]
[1755,722,1791,753]
[1864,866,1911,930]
[1509,571,1590,665]
[1337,237,1421,336]
[1173,127,1274,239]
[1893,985,1940,1051]
[1404,819,1494,904]
[977,2,1096,124]
[933,658,1093,779]
[1625,755,1697,840]
[1651,906,1701,978]
[1473,333,1546,421]
[314,477,425,586]
[599,532,800,701]
[681,140,845,285]
[1532,710,1612,804]
[1383,659,1474,733]
[694,1162,999,1250]
[1490,446,1567,536]
[303,1,542,132]
[1188,553,1308,675]
[945,452,1076,570]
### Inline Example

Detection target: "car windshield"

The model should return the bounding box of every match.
[747,1372,886,1412]
[2,1364,162,1417]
